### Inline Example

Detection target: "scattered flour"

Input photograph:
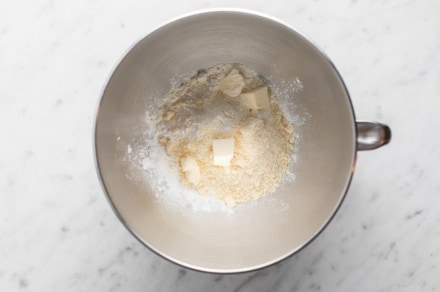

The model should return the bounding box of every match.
[127,63,305,213]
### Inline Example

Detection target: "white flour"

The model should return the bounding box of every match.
[126,64,305,213]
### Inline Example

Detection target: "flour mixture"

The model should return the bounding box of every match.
[150,64,295,208]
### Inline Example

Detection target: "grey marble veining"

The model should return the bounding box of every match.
[1,0,440,291]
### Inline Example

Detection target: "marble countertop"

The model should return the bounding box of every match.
[1,0,440,291]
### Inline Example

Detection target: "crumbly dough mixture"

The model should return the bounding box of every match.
[154,63,294,207]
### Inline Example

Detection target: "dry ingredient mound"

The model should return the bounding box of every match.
[153,63,294,208]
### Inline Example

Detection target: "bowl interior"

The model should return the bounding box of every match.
[95,11,356,273]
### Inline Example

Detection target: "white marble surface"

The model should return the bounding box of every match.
[1,0,440,291]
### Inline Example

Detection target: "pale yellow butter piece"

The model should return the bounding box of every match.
[180,156,201,185]
[240,86,269,109]
[212,138,235,166]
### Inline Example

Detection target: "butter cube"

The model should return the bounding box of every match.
[212,138,235,166]
[180,156,201,185]
[240,86,269,109]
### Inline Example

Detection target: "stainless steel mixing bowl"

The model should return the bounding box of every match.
[94,9,391,273]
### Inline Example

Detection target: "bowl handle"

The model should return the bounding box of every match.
[356,121,391,151]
